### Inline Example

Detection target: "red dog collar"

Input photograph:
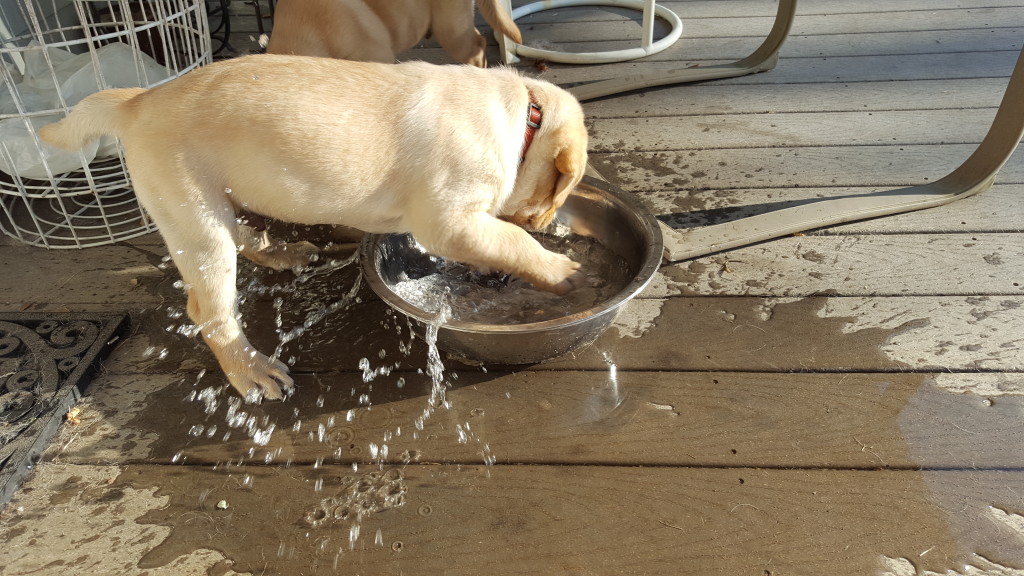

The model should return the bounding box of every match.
[520,92,542,163]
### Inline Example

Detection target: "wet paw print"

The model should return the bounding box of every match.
[304,467,408,528]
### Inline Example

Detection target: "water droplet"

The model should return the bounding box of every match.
[349,524,360,549]
[252,424,275,446]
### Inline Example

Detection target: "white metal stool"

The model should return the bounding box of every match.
[498,0,683,65]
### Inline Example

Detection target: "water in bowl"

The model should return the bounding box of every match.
[389,225,633,324]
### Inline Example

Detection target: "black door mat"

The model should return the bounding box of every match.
[0,312,129,508]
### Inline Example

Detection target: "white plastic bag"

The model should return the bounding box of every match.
[0,41,78,115]
[61,42,173,107]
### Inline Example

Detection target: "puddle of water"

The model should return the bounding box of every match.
[107,240,1024,574]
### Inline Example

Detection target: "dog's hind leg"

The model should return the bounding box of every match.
[133,175,293,401]
[431,1,488,67]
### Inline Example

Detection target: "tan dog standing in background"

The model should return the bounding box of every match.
[39,54,588,401]
[267,0,522,67]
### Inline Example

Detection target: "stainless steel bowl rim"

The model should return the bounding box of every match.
[361,177,663,335]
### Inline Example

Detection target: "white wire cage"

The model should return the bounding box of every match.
[0,0,211,248]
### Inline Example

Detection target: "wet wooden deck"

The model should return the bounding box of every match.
[3,1,1024,574]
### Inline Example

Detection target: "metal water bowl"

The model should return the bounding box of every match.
[361,176,663,364]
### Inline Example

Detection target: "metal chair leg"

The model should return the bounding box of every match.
[658,44,1024,262]
[569,0,798,101]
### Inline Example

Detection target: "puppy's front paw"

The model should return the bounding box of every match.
[529,253,583,295]
[226,352,294,402]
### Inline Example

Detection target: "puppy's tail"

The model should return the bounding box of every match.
[38,88,145,151]
[477,0,522,44]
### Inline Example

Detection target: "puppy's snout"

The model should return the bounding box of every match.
[528,208,558,230]
[501,213,531,229]
[512,215,547,231]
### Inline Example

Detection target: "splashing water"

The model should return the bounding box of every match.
[166,240,499,559]
[390,230,632,324]
[407,290,455,437]
[266,248,364,365]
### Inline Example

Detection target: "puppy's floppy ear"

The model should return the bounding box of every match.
[551,137,586,208]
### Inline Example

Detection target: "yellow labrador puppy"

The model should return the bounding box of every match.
[40,54,587,401]
[267,0,522,67]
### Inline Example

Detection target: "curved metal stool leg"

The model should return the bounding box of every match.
[569,0,798,101]
[658,45,1024,262]
[500,0,684,65]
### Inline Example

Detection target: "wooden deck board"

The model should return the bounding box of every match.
[59,369,1024,470]
[582,78,1013,118]
[7,460,1024,575]
[521,27,1024,61]
[91,291,1024,374]
[537,50,1021,85]
[512,7,1024,44]
[73,463,1024,576]
[510,0,1024,21]
[591,144,1024,192]
[591,109,1000,150]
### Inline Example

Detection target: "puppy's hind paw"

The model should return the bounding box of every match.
[244,240,321,271]
[272,241,321,271]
